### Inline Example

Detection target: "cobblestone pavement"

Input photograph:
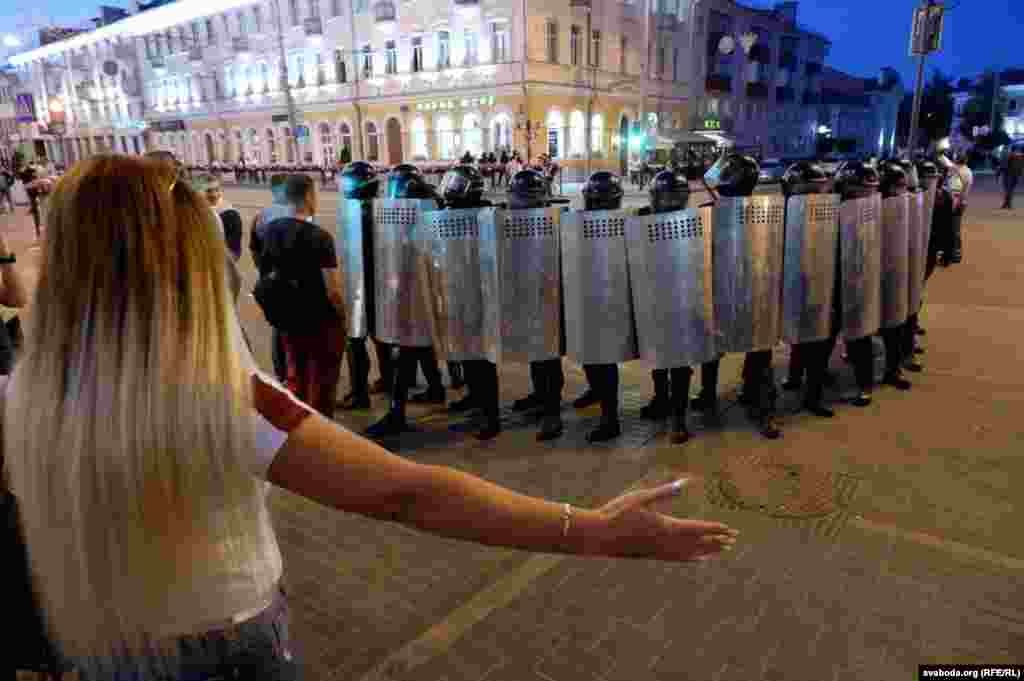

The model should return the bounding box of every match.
[2,178,1021,680]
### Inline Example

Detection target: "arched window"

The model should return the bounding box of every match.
[462,113,482,157]
[411,117,428,159]
[319,122,335,165]
[366,121,380,161]
[234,129,244,162]
[436,115,455,160]
[546,110,564,159]
[340,122,352,154]
[491,113,511,151]
[591,113,605,154]
[569,110,585,158]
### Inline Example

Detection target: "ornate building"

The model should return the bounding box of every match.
[10,0,695,176]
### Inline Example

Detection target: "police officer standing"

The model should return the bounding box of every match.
[367,166,448,437]
[437,164,503,440]
[634,169,697,444]
[876,160,913,393]
[508,169,566,441]
[337,161,394,410]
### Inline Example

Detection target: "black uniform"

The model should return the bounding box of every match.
[366,167,447,438]
[508,170,566,442]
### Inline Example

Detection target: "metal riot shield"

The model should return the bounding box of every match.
[336,199,369,338]
[625,206,717,369]
[490,208,563,364]
[880,194,910,329]
[711,195,786,353]
[921,176,938,254]
[907,191,927,314]
[838,195,883,340]
[373,199,436,347]
[418,207,501,364]
[781,194,840,344]
[561,210,639,365]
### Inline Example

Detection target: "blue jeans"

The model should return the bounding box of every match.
[76,584,302,681]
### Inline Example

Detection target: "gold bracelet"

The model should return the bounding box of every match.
[561,503,574,539]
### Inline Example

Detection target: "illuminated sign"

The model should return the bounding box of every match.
[414,96,495,112]
[701,117,722,131]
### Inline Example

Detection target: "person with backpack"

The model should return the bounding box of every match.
[255,175,347,416]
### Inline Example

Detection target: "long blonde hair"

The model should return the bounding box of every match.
[3,155,272,677]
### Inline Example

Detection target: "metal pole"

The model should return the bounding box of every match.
[907,51,927,157]
[989,68,1000,135]
[270,0,301,163]
[638,0,650,158]
[520,0,530,163]
[348,0,365,160]
[585,6,592,178]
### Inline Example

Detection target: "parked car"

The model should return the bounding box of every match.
[758,158,787,183]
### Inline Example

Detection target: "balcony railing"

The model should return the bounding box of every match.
[748,44,771,64]
[374,1,396,23]
[776,86,795,102]
[779,51,797,70]
[805,61,822,76]
[746,81,769,98]
[304,17,323,36]
[706,73,732,93]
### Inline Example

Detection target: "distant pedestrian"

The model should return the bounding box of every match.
[1001,146,1023,209]
[201,174,243,261]
[0,167,14,213]
[949,154,973,263]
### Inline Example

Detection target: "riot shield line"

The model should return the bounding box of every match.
[838,195,883,340]
[879,195,910,329]
[418,207,502,364]
[336,199,369,338]
[488,207,564,364]
[625,207,717,368]
[907,191,928,314]
[781,193,840,344]
[710,195,786,354]
[373,199,436,347]
[561,210,639,365]
[922,176,938,248]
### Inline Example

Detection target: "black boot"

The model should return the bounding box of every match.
[669,367,692,444]
[692,360,723,427]
[449,395,479,413]
[641,369,670,419]
[753,369,782,439]
[517,361,546,412]
[783,343,806,391]
[575,365,603,409]
[513,393,543,411]
[474,362,501,441]
[366,348,412,437]
[882,370,912,390]
[587,366,621,443]
[802,340,834,418]
[340,339,371,410]
[536,359,565,441]
[449,361,465,390]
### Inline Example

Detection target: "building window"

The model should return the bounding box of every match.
[362,45,373,78]
[591,30,600,68]
[570,25,580,67]
[366,121,380,160]
[254,6,263,32]
[569,110,585,156]
[335,49,347,82]
[437,31,451,69]
[411,117,428,158]
[464,30,477,66]
[411,36,423,72]
[354,0,368,13]
[191,22,201,47]
[290,0,301,26]
[656,42,665,77]
[340,122,352,152]
[309,0,320,19]
[490,22,509,63]
[620,36,627,74]
[261,62,270,90]
[546,110,563,158]
[385,41,397,74]
[591,112,604,152]
[672,47,678,81]
[206,18,216,45]
[546,20,558,63]
[330,0,341,17]
[463,113,482,157]
[238,11,249,35]
[436,115,455,159]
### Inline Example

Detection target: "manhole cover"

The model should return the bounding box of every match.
[717,460,845,519]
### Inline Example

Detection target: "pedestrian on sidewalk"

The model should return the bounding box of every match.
[1001,145,1023,209]
[2,152,737,681]
[950,154,973,263]
[0,167,14,213]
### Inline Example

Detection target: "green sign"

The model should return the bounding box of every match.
[701,117,722,131]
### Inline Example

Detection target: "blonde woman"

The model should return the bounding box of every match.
[2,155,737,680]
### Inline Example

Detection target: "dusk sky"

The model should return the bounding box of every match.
[3,0,1023,87]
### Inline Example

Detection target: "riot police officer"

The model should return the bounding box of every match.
[338,161,393,409]
[366,166,448,437]
[691,154,780,438]
[635,169,696,444]
[833,161,883,407]
[779,161,839,417]
[911,158,940,345]
[568,171,627,443]
[876,159,913,393]
[437,164,502,440]
[508,169,566,441]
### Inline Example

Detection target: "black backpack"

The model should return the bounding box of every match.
[253,268,317,334]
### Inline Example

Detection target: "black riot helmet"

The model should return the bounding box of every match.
[781,160,831,197]
[385,164,437,200]
[439,164,485,208]
[896,159,920,192]
[581,171,625,211]
[916,158,939,180]
[833,161,880,201]
[648,169,691,214]
[340,161,379,200]
[877,160,908,197]
[507,169,549,209]
[706,153,760,198]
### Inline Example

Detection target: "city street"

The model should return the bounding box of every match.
[2,178,1022,680]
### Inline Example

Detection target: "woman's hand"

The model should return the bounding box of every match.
[589,479,738,562]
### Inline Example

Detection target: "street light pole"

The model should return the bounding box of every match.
[269,0,301,163]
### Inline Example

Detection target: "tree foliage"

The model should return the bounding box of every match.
[958,72,1011,150]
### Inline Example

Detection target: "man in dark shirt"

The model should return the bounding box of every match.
[259,175,347,415]
[1002,146,1024,210]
